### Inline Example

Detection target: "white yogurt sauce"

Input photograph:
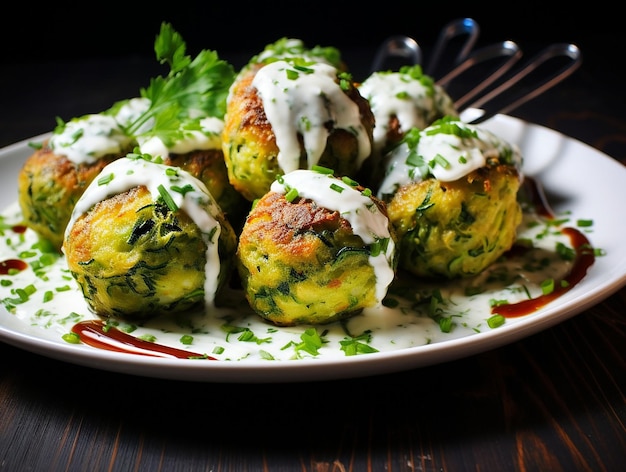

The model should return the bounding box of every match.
[114,97,153,134]
[0,199,580,361]
[138,117,224,158]
[48,114,134,165]
[64,156,224,306]
[378,119,523,198]
[358,70,457,154]
[270,169,395,303]
[251,60,371,173]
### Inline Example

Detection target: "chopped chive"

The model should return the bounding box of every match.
[286,69,299,80]
[285,187,299,202]
[406,150,424,167]
[330,183,344,193]
[312,165,334,174]
[62,332,81,344]
[556,241,575,261]
[430,153,451,169]
[97,173,114,185]
[341,176,359,187]
[293,64,314,73]
[490,298,509,307]
[487,314,505,328]
[158,184,178,212]
[438,317,453,333]
[24,284,36,295]
[171,184,195,196]
[541,278,555,295]
[238,330,255,342]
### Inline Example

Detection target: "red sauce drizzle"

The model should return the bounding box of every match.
[71,320,217,360]
[492,227,595,317]
[1,226,31,273]
[491,177,596,317]
[0,259,28,274]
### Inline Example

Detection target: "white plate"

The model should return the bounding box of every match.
[1,114,625,383]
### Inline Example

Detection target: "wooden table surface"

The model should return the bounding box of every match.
[0,31,624,472]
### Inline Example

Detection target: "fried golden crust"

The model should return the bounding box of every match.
[240,191,353,260]
[17,143,121,250]
[387,165,522,279]
[237,191,382,326]
[163,149,249,229]
[222,68,375,202]
[222,69,280,201]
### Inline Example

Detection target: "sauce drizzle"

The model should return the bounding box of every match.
[0,259,28,274]
[492,227,595,317]
[490,177,596,317]
[71,320,216,360]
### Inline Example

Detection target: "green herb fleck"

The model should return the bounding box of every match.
[541,278,555,295]
[158,184,179,211]
[285,187,299,202]
[62,332,81,344]
[487,314,505,329]
[330,183,344,193]
[340,331,378,356]
[98,173,115,186]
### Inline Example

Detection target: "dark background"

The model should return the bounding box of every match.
[1,3,623,153]
[2,3,618,64]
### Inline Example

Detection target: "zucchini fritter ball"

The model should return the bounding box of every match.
[379,118,523,279]
[63,154,237,320]
[18,111,137,250]
[237,168,397,326]
[357,65,458,190]
[222,57,375,202]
